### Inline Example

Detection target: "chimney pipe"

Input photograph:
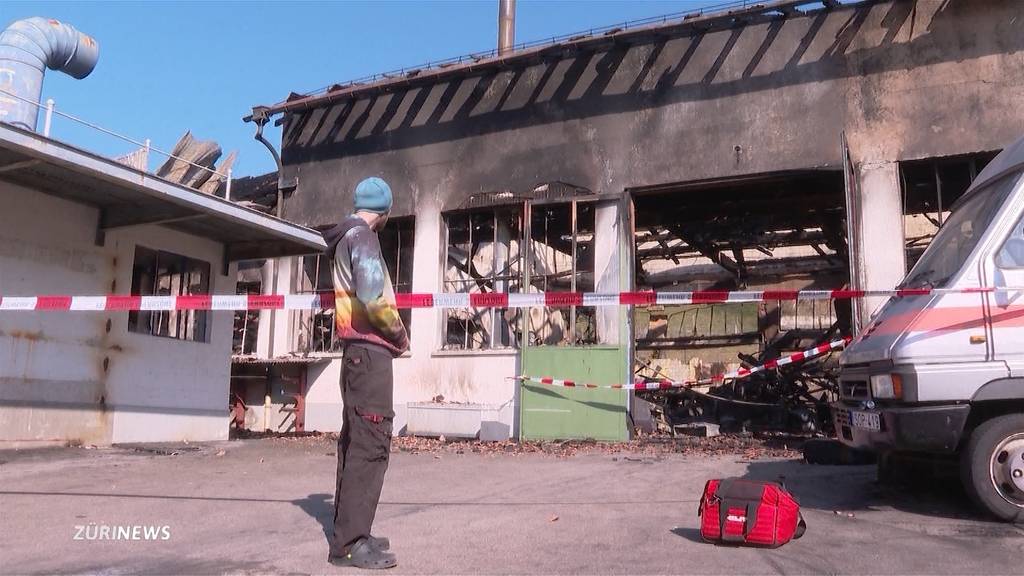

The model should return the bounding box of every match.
[0,17,99,132]
[498,0,516,56]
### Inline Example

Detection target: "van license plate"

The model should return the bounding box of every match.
[851,411,881,431]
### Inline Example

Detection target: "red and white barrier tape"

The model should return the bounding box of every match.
[516,337,850,391]
[0,287,1017,312]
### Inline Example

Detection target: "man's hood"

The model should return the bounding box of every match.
[322,216,369,259]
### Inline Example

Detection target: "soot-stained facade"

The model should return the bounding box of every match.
[242,0,1024,440]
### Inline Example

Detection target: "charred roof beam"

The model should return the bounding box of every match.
[652,226,680,264]
[257,0,863,115]
[667,224,743,280]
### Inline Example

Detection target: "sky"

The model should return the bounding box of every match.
[3,1,730,177]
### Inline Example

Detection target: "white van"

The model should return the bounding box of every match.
[833,136,1024,523]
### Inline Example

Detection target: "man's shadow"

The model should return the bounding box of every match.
[293,493,334,544]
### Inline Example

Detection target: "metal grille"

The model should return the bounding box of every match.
[840,379,869,400]
[833,407,851,427]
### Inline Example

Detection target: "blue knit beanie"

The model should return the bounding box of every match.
[353,177,393,214]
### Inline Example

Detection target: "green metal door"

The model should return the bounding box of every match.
[519,345,629,441]
[518,196,631,441]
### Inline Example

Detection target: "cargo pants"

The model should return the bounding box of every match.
[331,341,395,555]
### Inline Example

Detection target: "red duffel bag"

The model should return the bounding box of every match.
[698,478,806,547]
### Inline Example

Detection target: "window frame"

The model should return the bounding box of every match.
[524,198,599,347]
[994,206,1024,271]
[378,216,416,333]
[903,169,1020,289]
[440,205,524,351]
[294,217,415,355]
[438,196,608,352]
[900,152,999,273]
[128,246,212,344]
[232,261,263,355]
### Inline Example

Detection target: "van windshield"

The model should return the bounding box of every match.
[901,169,1021,289]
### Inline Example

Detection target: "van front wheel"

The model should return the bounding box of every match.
[961,414,1024,524]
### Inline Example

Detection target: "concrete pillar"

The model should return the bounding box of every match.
[594,200,620,344]
[408,199,443,356]
[270,257,295,357]
[255,260,275,358]
[855,162,906,326]
[255,257,295,358]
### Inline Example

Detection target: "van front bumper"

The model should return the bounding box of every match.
[831,402,970,454]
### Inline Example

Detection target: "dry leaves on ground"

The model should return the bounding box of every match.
[249,430,808,459]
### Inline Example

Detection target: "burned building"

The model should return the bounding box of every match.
[238,0,1024,440]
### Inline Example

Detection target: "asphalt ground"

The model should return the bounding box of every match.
[0,437,1021,575]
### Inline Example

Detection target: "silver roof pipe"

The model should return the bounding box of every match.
[0,17,99,131]
[498,0,516,56]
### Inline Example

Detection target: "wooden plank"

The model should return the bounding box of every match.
[201,150,236,195]
[742,302,758,333]
[636,333,761,349]
[695,306,712,337]
[155,131,222,190]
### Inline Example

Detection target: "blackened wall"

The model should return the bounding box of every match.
[278,0,1024,226]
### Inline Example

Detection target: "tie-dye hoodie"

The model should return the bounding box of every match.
[323,216,409,356]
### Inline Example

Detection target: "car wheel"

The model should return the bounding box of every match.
[961,414,1024,524]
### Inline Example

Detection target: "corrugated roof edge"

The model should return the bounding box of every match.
[0,122,326,252]
[258,0,863,116]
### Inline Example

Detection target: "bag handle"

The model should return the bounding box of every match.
[718,499,760,542]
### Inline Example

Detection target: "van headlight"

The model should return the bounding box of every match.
[870,374,903,399]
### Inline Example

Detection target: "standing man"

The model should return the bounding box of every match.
[323,177,409,569]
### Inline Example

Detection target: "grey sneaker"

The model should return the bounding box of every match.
[369,535,390,551]
[328,538,397,569]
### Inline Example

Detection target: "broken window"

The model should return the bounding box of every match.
[378,217,415,333]
[900,151,999,272]
[527,201,598,346]
[631,172,850,384]
[232,260,264,355]
[442,207,522,350]
[129,246,210,343]
[295,253,336,353]
[295,217,415,353]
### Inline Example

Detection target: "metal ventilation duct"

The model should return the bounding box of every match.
[0,17,99,131]
[498,0,516,56]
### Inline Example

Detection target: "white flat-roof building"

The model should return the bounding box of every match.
[0,123,325,447]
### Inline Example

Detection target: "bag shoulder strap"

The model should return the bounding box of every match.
[698,479,714,517]
[793,512,807,539]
